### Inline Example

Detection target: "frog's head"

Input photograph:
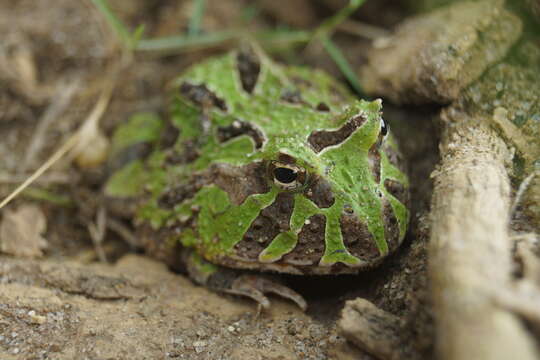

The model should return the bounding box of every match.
[263,99,387,193]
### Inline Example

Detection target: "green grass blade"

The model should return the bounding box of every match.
[92,0,131,45]
[188,0,207,36]
[131,24,146,49]
[321,36,363,95]
[136,29,311,53]
[317,0,366,37]
[23,187,73,207]
[136,31,239,52]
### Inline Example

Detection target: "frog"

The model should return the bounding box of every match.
[105,47,410,310]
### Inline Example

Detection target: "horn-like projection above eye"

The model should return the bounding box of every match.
[308,114,367,153]
[237,48,261,93]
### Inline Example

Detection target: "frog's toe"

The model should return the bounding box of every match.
[228,275,307,311]
[186,253,307,310]
[226,279,271,310]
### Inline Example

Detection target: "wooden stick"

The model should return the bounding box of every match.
[429,109,538,360]
[339,298,417,360]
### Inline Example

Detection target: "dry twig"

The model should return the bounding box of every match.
[339,298,417,360]
[429,110,539,360]
[87,205,108,263]
[19,80,81,172]
[0,79,114,210]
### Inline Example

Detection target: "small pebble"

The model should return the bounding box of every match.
[193,340,207,353]
[28,310,47,324]
[49,344,61,352]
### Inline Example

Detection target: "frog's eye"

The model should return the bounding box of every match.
[269,162,307,190]
[380,118,389,137]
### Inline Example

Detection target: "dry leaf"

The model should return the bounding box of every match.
[0,204,48,257]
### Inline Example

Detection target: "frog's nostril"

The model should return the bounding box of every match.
[274,167,298,184]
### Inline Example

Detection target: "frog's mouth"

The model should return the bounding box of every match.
[216,254,378,275]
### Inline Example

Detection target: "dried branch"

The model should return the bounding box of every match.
[339,298,418,360]
[429,110,539,360]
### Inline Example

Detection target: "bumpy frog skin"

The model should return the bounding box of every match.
[106,48,409,306]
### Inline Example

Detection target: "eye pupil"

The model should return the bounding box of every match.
[274,167,298,184]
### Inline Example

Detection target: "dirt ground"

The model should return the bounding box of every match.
[0,0,505,359]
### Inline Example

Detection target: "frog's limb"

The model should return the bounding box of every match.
[184,251,307,311]
[223,275,307,312]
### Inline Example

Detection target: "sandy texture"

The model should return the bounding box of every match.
[0,254,366,360]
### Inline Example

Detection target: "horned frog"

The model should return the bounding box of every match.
[105,47,410,310]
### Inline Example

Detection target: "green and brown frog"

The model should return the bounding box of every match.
[105,47,410,310]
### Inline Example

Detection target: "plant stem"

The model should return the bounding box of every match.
[321,36,363,95]
[188,0,207,36]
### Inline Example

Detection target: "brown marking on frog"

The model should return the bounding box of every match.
[157,178,207,210]
[383,142,408,175]
[165,140,200,165]
[384,178,409,207]
[308,114,367,153]
[282,214,326,266]
[216,120,265,149]
[179,82,228,111]
[237,49,260,93]
[276,152,296,165]
[158,161,269,210]
[304,175,335,208]
[291,76,313,88]
[316,102,330,112]
[107,142,152,175]
[137,224,185,272]
[340,213,380,261]
[233,192,295,260]
[280,89,309,106]
[158,120,181,150]
[327,262,353,274]
[209,161,270,205]
[368,144,382,184]
[382,200,401,251]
